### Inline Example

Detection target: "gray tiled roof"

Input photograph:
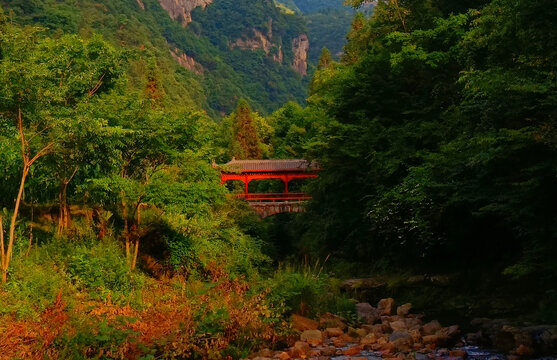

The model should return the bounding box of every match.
[219,159,319,172]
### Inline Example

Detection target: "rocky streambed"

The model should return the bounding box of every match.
[249,298,556,360]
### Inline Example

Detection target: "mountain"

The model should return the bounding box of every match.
[276,0,373,62]
[1,0,310,116]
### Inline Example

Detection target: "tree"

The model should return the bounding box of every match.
[231,99,263,159]
[0,14,122,282]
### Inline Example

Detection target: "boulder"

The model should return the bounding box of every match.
[325,327,344,337]
[409,329,422,343]
[341,333,359,343]
[450,350,467,358]
[389,330,414,342]
[389,331,414,352]
[320,346,337,356]
[341,278,386,290]
[257,348,273,357]
[355,328,368,337]
[356,302,380,324]
[301,329,323,346]
[344,346,362,356]
[422,320,442,335]
[405,317,422,330]
[332,337,347,348]
[378,298,395,315]
[277,352,290,360]
[423,335,440,345]
[390,320,407,332]
[361,333,378,345]
[319,312,347,330]
[292,314,319,331]
[515,344,534,356]
[289,341,310,358]
[362,324,384,335]
[397,303,412,317]
[437,325,460,339]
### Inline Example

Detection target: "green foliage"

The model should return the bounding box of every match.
[1,0,310,115]
[266,264,354,317]
[265,0,557,320]
[231,99,263,159]
[0,254,72,319]
[64,240,144,301]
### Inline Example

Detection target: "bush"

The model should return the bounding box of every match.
[265,263,355,318]
[0,255,73,319]
[65,239,144,303]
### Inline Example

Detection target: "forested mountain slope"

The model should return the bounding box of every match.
[276,0,374,62]
[1,0,310,115]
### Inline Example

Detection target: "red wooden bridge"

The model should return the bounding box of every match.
[216,159,319,217]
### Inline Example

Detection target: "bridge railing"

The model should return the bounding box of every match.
[235,193,311,202]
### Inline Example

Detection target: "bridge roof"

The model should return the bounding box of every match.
[219,159,319,173]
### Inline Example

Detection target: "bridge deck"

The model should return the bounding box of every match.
[235,193,311,202]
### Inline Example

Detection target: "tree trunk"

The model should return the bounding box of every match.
[57,168,77,236]
[8,165,29,266]
[1,215,6,284]
[26,224,33,257]
[131,238,139,270]
[57,180,68,236]
[122,194,130,261]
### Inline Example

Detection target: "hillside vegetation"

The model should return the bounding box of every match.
[1,0,310,115]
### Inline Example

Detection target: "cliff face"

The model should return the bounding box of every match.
[157,0,213,26]
[291,34,309,76]
[230,25,284,65]
[230,30,273,54]
[170,48,204,74]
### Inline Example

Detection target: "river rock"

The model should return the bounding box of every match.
[422,320,442,335]
[450,349,467,358]
[301,329,323,346]
[319,312,347,330]
[389,330,414,352]
[325,327,344,337]
[320,346,337,356]
[289,341,310,358]
[344,345,362,356]
[378,298,395,315]
[356,302,380,324]
[423,334,440,345]
[397,303,412,317]
[405,317,422,328]
[257,348,273,357]
[277,352,290,360]
[362,324,384,335]
[409,329,422,342]
[390,320,407,332]
[292,314,319,331]
[437,325,460,340]
[361,333,378,345]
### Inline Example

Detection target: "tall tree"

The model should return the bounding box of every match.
[232,99,262,160]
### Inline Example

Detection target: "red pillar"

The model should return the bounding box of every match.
[244,174,249,194]
[283,174,289,193]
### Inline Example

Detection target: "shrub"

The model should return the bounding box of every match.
[265,263,355,318]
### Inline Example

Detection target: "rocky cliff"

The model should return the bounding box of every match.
[157,0,213,26]
[291,34,309,76]
[170,48,204,74]
[230,29,273,54]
